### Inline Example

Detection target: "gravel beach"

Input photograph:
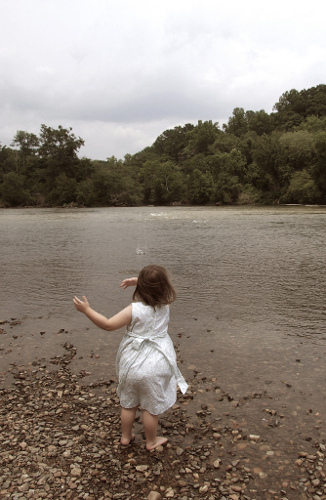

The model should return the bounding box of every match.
[1,319,326,500]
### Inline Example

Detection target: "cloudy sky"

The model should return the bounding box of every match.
[1,0,325,160]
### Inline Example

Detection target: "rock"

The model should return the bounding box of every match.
[231,485,242,492]
[0,336,323,500]
[148,492,162,500]
[70,467,82,477]
[136,465,149,472]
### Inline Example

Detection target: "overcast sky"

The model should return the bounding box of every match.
[1,0,325,160]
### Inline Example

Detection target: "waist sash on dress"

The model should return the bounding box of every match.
[117,332,188,395]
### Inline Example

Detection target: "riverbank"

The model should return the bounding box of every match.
[1,320,326,500]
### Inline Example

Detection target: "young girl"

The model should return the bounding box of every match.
[73,264,188,451]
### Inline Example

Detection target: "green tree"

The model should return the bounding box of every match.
[0,145,17,179]
[48,173,77,205]
[209,149,246,204]
[184,120,220,156]
[153,124,194,161]
[313,131,326,200]
[223,107,248,137]
[140,159,185,204]
[188,169,214,205]
[38,124,87,181]
[246,110,273,136]
[11,130,39,171]
[75,179,96,206]
[283,170,320,204]
[251,132,285,198]
[0,172,30,206]
[91,156,142,206]
[279,130,316,171]
[297,115,326,133]
[272,85,326,130]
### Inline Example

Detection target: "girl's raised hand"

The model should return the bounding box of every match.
[73,295,90,313]
[120,277,138,289]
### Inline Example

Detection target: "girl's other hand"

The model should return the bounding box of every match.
[73,295,90,313]
[120,277,138,289]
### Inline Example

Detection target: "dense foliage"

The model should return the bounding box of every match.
[1,84,326,207]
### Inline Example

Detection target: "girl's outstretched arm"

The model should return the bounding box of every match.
[73,296,132,331]
[120,277,138,289]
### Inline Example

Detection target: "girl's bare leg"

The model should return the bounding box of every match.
[121,406,137,445]
[142,409,168,450]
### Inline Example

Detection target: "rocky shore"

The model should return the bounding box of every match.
[1,320,326,500]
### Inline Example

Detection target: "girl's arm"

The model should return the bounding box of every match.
[73,296,132,331]
[120,277,138,289]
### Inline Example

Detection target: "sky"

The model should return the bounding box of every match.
[1,0,326,161]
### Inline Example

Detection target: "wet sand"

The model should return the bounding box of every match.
[1,317,326,500]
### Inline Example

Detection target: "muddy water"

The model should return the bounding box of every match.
[1,205,326,404]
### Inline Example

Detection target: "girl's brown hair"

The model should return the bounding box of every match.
[133,265,176,308]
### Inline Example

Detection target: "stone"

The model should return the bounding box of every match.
[148,492,162,500]
[71,467,82,477]
[136,465,149,472]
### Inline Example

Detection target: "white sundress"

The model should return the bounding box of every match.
[116,302,188,415]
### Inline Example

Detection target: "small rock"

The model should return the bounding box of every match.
[71,467,82,477]
[136,465,149,472]
[148,492,161,500]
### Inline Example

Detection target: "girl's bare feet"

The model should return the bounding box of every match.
[121,434,135,446]
[146,436,168,451]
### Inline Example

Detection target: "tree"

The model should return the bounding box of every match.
[48,173,78,205]
[223,108,248,137]
[188,169,214,205]
[75,179,96,206]
[140,159,185,204]
[153,124,195,161]
[209,149,246,204]
[279,130,316,171]
[184,120,220,156]
[38,124,86,180]
[11,130,39,171]
[0,145,17,179]
[90,157,142,206]
[283,170,320,204]
[251,132,285,197]
[246,110,273,136]
[297,115,326,133]
[273,85,326,130]
[0,172,30,206]
[313,131,326,200]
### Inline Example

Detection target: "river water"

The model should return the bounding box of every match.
[1,205,326,396]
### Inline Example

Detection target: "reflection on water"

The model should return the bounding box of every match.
[1,205,326,343]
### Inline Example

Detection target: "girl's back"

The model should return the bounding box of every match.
[126,302,169,339]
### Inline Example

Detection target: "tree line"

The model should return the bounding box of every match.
[1,84,326,207]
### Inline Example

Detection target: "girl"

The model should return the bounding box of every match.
[73,265,188,451]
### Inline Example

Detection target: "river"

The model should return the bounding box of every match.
[1,205,326,399]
